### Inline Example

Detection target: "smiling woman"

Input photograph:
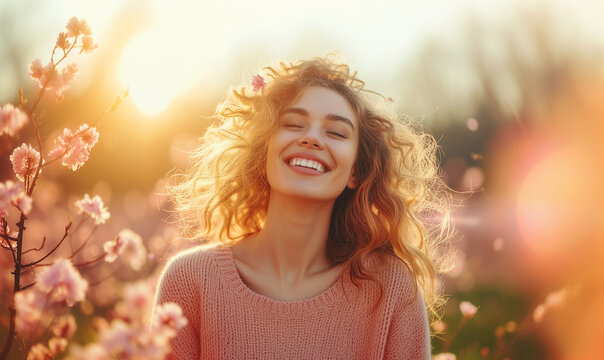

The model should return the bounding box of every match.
[155,56,454,359]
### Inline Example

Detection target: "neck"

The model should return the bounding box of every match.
[241,191,336,286]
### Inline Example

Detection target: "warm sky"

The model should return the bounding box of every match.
[1,0,603,115]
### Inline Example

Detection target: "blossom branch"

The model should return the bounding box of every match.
[22,237,47,255]
[21,222,71,269]
[68,225,98,260]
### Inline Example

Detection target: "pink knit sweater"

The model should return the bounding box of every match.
[153,244,431,359]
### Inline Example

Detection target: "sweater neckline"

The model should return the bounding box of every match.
[214,244,348,310]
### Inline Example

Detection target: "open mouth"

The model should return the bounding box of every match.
[285,157,331,174]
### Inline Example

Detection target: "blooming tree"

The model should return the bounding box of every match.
[0,17,186,359]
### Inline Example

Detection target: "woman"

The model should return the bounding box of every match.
[154,56,452,359]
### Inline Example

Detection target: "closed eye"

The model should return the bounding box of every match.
[328,131,346,138]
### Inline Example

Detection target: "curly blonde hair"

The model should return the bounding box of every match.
[167,56,454,324]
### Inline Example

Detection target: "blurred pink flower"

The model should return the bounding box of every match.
[0,103,28,136]
[61,138,90,170]
[432,320,447,333]
[124,281,153,312]
[545,288,568,309]
[251,74,266,91]
[29,59,45,81]
[52,314,77,339]
[67,344,108,360]
[459,301,478,319]
[48,337,68,356]
[153,302,188,335]
[66,17,92,37]
[81,35,98,53]
[36,258,89,306]
[0,180,32,216]
[56,32,72,51]
[0,181,22,218]
[103,235,125,263]
[48,124,98,171]
[433,353,456,360]
[116,229,147,270]
[77,123,100,148]
[100,319,137,357]
[14,289,46,336]
[27,343,52,360]
[10,143,41,182]
[533,303,547,323]
[0,181,21,203]
[28,59,78,97]
[10,191,33,215]
[75,194,110,225]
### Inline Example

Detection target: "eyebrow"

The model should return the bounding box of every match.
[281,107,355,131]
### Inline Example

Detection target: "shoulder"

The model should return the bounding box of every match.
[364,251,420,304]
[158,242,222,284]
[155,242,223,303]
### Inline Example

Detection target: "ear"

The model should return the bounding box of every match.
[346,171,358,190]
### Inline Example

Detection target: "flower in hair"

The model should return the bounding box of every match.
[387,97,394,102]
[251,74,266,91]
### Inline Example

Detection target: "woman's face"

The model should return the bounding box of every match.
[266,86,359,202]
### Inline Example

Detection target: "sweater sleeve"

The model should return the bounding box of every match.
[152,253,201,360]
[383,290,431,360]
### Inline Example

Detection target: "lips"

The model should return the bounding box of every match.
[283,152,331,172]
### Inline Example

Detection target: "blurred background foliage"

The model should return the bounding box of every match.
[2,0,604,358]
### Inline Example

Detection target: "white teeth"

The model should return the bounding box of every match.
[287,157,326,173]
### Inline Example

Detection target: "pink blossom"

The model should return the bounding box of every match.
[75,194,110,225]
[54,64,79,97]
[124,281,153,312]
[152,302,188,335]
[10,191,33,215]
[103,235,125,263]
[66,17,92,37]
[48,337,68,356]
[10,143,41,182]
[0,181,21,203]
[52,314,77,339]
[459,301,478,319]
[116,229,147,270]
[0,103,28,136]
[14,289,46,336]
[251,74,266,91]
[67,344,108,360]
[387,97,394,102]
[48,124,98,171]
[29,59,45,80]
[0,180,32,216]
[56,32,72,51]
[433,353,457,360]
[27,343,52,360]
[81,35,98,53]
[100,319,137,357]
[61,137,90,170]
[28,59,78,97]
[77,123,100,148]
[0,224,18,250]
[35,258,89,306]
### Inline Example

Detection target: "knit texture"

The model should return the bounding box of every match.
[153,243,431,359]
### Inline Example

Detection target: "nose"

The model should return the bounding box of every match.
[298,129,324,149]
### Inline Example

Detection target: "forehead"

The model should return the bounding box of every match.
[286,87,357,126]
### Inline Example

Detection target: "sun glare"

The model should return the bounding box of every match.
[118,24,202,117]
